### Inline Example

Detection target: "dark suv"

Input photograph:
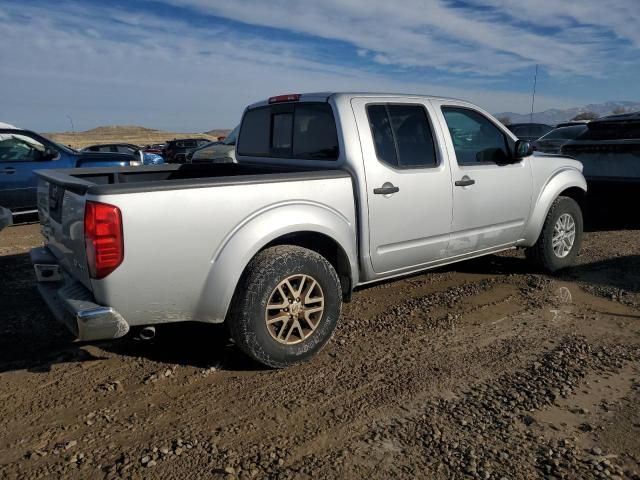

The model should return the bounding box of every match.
[163,138,211,163]
[561,112,640,186]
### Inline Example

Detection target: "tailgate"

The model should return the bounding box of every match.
[37,176,92,289]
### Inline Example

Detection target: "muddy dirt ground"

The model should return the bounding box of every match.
[0,215,639,479]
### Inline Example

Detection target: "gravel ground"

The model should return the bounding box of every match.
[0,217,639,479]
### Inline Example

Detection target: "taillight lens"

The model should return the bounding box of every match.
[268,93,300,103]
[84,201,124,279]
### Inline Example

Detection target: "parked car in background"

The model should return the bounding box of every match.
[555,120,590,128]
[532,125,588,154]
[187,126,238,164]
[163,138,211,163]
[561,111,640,188]
[507,123,554,142]
[32,92,586,368]
[82,143,164,165]
[0,128,145,218]
[0,205,11,231]
[143,143,165,155]
[83,143,141,155]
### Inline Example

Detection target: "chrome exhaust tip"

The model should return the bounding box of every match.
[139,326,156,341]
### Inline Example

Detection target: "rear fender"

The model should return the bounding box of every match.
[194,201,358,323]
[520,167,586,246]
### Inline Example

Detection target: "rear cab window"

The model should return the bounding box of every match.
[238,102,339,160]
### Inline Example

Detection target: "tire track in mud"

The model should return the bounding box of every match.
[2,273,573,478]
[2,225,640,479]
[238,338,640,479]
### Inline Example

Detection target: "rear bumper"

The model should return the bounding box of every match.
[0,206,12,230]
[31,247,130,341]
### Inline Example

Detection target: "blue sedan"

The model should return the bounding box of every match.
[0,128,153,219]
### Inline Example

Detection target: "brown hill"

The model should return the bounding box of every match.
[204,128,232,137]
[45,125,219,150]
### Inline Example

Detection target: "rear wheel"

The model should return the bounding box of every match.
[526,196,583,273]
[228,245,342,368]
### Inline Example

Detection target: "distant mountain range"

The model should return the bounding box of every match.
[494,101,640,125]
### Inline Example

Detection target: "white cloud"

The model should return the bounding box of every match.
[158,0,637,77]
[0,1,606,131]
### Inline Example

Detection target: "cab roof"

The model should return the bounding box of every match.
[246,92,465,110]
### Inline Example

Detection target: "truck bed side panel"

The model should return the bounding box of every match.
[89,175,357,326]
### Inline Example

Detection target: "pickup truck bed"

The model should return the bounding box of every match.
[34,163,356,341]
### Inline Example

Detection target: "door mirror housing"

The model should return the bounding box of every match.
[514,140,533,160]
[41,147,58,160]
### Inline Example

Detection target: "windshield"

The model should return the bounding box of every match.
[540,125,587,141]
[510,124,553,138]
[223,125,239,145]
[50,139,76,154]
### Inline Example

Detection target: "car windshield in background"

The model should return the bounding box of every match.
[539,125,587,140]
[510,124,553,138]
[576,118,640,141]
[51,140,76,154]
[223,126,239,145]
[238,102,339,160]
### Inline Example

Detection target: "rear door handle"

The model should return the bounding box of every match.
[373,183,399,195]
[455,176,475,187]
[1,167,16,175]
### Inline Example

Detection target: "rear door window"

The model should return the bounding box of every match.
[366,104,438,169]
[116,145,135,153]
[238,102,339,160]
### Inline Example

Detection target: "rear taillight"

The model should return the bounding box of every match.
[84,201,124,279]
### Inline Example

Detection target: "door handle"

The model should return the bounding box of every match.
[373,183,399,195]
[455,176,475,187]
[1,167,16,175]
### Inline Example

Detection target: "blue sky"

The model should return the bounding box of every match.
[2,0,639,132]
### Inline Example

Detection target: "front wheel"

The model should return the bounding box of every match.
[526,196,583,273]
[228,245,342,368]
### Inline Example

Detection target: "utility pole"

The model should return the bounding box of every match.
[530,64,538,123]
[66,114,75,133]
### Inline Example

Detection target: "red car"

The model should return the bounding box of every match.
[143,143,165,155]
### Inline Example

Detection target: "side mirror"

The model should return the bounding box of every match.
[514,140,533,160]
[41,147,58,160]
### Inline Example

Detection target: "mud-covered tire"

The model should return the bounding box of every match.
[526,196,583,273]
[228,245,342,368]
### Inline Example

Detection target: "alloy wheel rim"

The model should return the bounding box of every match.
[265,274,325,345]
[552,213,576,258]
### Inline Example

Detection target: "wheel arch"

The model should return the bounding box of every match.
[520,168,587,246]
[193,202,358,323]
[262,231,354,300]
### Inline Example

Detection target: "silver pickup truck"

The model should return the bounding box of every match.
[31,92,587,368]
